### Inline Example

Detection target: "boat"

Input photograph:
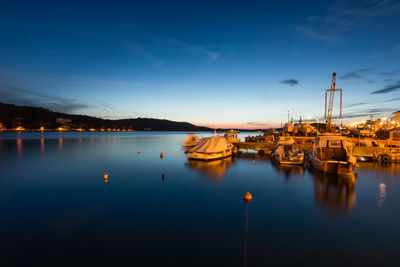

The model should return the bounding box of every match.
[224,130,239,143]
[277,136,295,145]
[308,136,358,176]
[187,136,236,161]
[181,134,199,147]
[272,145,305,165]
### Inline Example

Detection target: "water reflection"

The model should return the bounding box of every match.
[40,135,45,156]
[16,136,23,159]
[186,157,234,180]
[271,161,305,178]
[311,170,356,213]
[58,136,63,152]
[377,183,386,209]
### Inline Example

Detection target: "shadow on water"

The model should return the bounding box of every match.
[309,168,356,213]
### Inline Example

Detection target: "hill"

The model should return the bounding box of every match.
[0,103,212,131]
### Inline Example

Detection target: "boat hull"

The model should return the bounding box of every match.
[187,150,232,161]
[308,152,355,176]
[272,153,304,165]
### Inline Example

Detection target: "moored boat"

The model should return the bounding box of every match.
[181,134,199,147]
[308,136,358,176]
[272,145,304,165]
[187,136,236,161]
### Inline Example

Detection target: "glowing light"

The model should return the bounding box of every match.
[40,126,45,131]
[15,126,25,131]
[57,127,63,131]
[382,117,387,121]
[361,120,366,124]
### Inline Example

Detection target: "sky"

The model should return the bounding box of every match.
[0,0,400,129]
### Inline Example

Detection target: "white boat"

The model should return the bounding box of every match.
[272,145,304,165]
[308,136,358,176]
[181,134,199,147]
[187,136,236,161]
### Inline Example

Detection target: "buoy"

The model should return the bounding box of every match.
[160,152,164,158]
[162,173,165,180]
[137,150,141,154]
[243,192,252,202]
[104,172,108,184]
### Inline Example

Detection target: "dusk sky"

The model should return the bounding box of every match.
[1,0,400,128]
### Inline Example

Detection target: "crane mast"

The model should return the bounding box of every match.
[324,72,342,133]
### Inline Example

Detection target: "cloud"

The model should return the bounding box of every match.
[379,69,400,77]
[341,67,373,80]
[280,79,299,86]
[299,0,400,40]
[371,80,400,94]
[0,85,90,113]
[125,42,164,66]
[344,102,369,108]
[331,108,394,119]
[154,37,220,61]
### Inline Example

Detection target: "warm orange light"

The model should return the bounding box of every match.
[90,128,96,132]
[40,126,45,131]
[107,128,111,131]
[57,127,63,131]
[100,128,105,132]
[15,126,25,131]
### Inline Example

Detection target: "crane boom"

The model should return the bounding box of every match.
[324,72,342,133]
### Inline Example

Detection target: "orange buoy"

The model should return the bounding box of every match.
[137,150,141,154]
[160,152,164,158]
[243,192,252,202]
[104,172,108,184]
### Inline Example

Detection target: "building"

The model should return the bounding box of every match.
[393,110,400,122]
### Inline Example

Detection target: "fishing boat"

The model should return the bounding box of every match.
[187,136,236,161]
[181,134,199,147]
[272,145,304,165]
[308,136,358,176]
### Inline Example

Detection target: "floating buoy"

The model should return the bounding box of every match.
[104,172,108,184]
[243,192,252,202]
[162,173,165,180]
[160,152,164,158]
[137,150,141,154]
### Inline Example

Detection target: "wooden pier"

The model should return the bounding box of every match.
[237,141,313,154]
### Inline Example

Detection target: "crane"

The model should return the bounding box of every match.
[325,72,342,133]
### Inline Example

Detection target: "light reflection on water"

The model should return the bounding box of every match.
[1,132,400,266]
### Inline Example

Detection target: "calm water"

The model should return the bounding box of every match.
[1,132,400,266]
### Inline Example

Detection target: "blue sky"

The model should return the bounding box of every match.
[1,0,400,128]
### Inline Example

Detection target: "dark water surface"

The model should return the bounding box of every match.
[1,132,400,266]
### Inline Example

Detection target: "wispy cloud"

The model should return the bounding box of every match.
[299,0,400,41]
[0,85,91,113]
[371,80,400,94]
[341,67,372,80]
[332,107,394,119]
[125,42,164,66]
[154,37,220,61]
[280,79,299,86]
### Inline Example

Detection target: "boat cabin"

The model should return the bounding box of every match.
[313,136,352,161]
[224,130,239,143]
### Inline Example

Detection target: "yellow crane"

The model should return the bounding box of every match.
[325,72,342,133]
